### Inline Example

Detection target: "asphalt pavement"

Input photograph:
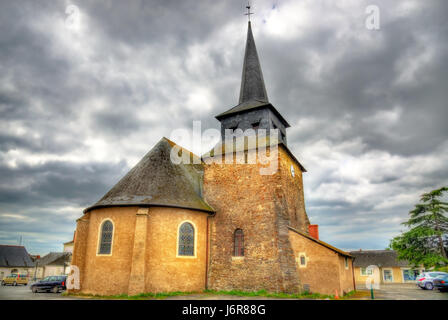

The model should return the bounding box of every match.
[0,283,79,300]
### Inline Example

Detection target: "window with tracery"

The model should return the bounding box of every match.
[178,222,195,256]
[98,220,113,255]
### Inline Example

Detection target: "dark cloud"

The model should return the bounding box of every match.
[0,160,128,207]
[0,0,447,254]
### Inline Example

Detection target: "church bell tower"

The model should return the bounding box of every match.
[204,18,309,293]
[215,21,290,145]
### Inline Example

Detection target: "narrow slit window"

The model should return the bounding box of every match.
[234,229,244,256]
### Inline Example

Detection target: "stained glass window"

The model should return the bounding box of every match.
[98,220,113,254]
[234,229,244,256]
[178,222,195,256]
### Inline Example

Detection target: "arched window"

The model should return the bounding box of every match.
[234,229,244,256]
[98,220,113,255]
[178,222,195,256]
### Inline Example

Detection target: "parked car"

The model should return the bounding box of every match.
[433,274,448,292]
[417,272,448,290]
[1,274,29,286]
[30,275,67,293]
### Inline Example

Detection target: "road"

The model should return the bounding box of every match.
[0,283,79,300]
[356,283,448,300]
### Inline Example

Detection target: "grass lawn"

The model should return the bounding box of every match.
[65,289,360,300]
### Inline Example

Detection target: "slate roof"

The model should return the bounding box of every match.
[36,252,72,267]
[84,137,215,214]
[216,100,291,128]
[288,227,352,257]
[239,21,268,104]
[215,22,290,128]
[0,245,35,268]
[349,250,410,268]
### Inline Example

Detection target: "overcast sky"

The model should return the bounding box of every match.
[1,0,447,255]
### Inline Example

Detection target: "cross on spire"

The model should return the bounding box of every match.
[244,2,254,21]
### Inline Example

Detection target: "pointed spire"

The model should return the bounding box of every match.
[239,21,269,104]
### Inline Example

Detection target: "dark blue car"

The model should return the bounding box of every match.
[433,274,448,292]
[30,275,67,293]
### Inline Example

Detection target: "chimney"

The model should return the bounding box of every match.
[308,224,319,240]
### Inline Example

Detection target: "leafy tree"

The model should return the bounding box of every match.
[390,187,448,268]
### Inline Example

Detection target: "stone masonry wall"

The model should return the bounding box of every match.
[204,145,306,293]
[277,147,309,233]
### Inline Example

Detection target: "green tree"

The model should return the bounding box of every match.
[390,186,448,268]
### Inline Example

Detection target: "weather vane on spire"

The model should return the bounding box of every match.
[244,1,254,21]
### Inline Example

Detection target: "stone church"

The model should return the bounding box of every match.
[70,21,355,296]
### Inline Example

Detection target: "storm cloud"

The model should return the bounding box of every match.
[0,0,447,254]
